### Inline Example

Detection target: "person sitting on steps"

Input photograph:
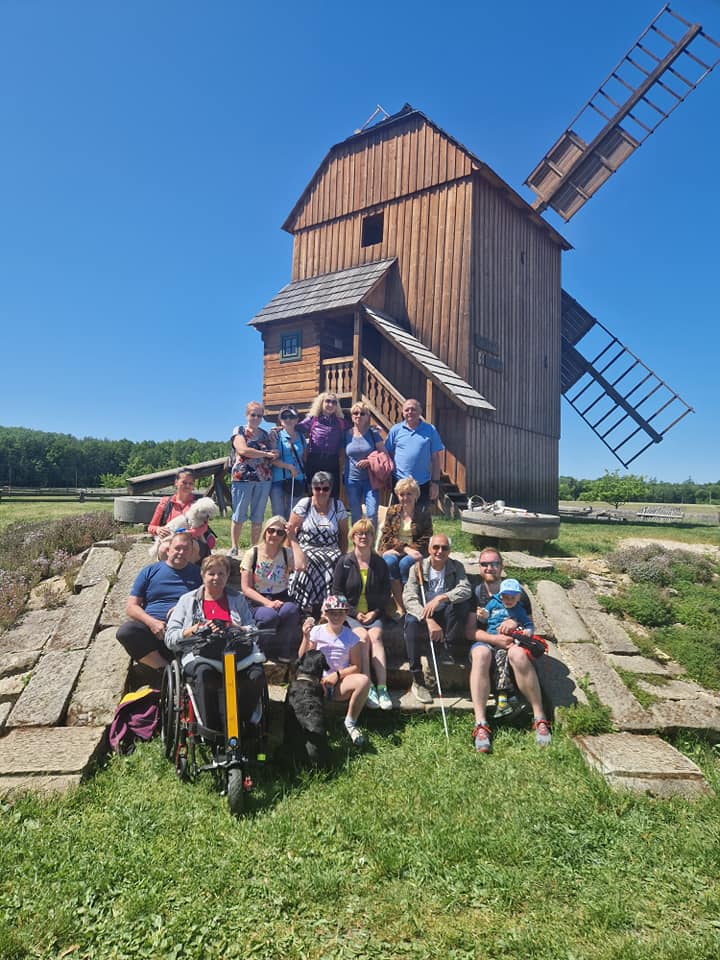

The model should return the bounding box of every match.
[402,533,471,704]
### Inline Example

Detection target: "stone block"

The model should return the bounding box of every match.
[607,654,670,676]
[0,649,41,678]
[502,551,555,570]
[0,608,64,656]
[0,702,10,730]
[74,546,123,589]
[0,774,82,798]
[100,543,155,627]
[649,698,720,734]
[637,679,713,702]
[47,581,109,652]
[0,726,105,775]
[574,732,713,798]
[538,641,583,711]
[534,581,593,645]
[525,586,553,639]
[66,628,131,727]
[0,675,25,702]
[567,579,603,611]
[7,649,86,727]
[561,642,652,730]
[26,576,72,611]
[576,607,639,655]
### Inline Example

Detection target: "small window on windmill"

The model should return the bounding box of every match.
[280,330,302,363]
[361,212,384,248]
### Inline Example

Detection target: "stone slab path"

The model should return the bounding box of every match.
[0,541,715,799]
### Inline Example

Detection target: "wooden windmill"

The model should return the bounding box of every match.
[250,5,718,514]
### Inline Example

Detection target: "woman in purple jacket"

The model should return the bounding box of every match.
[299,391,347,498]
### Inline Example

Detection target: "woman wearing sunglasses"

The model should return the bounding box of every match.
[287,471,348,618]
[229,401,277,553]
[298,392,347,498]
[240,515,305,661]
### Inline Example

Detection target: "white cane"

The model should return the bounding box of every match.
[416,561,450,741]
[290,474,295,519]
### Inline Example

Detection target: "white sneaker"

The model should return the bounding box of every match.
[344,718,366,747]
[366,684,380,709]
[377,686,393,710]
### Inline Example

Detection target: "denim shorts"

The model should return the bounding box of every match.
[231,480,271,524]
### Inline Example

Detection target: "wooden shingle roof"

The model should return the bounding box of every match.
[249,259,396,326]
[364,306,495,413]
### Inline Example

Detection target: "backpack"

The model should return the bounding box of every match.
[108,686,160,755]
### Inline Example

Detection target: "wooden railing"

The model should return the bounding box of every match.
[321,357,353,398]
[361,358,404,432]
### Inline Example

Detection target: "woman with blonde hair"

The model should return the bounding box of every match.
[379,476,433,616]
[299,391,347,498]
[343,401,384,530]
[241,515,305,661]
[333,518,393,710]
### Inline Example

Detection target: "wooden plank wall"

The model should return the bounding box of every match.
[261,321,321,414]
[470,177,562,439]
[465,415,559,515]
[292,178,475,383]
[290,116,476,233]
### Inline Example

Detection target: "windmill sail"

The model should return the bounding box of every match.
[561,290,693,468]
[526,5,719,221]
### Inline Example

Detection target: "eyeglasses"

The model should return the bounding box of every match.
[313,486,331,492]
[324,398,337,405]
[266,528,285,536]
[480,561,501,568]
[351,412,367,417]
[430,544,450,552]
[248,413,262,418]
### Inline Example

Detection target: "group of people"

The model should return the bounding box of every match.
[115,392,551,751]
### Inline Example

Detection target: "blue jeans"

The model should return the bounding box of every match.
[383,551,416,583]
[345,477,379,528]
[269,481,304,520]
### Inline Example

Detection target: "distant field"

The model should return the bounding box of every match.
[0,497,114,528]
[560,500,717,516]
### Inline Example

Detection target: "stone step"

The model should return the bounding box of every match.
[573,605,639,656]
[100,543,156,627]
[0,726,105,777]
[559,642,652,731]
[534,580,593,645]
[0,607,64,657]
[74,545,123,590]
[67,628,131,727]
[7,650,86,728]
[47,580,109,652]
[574,732,713,798]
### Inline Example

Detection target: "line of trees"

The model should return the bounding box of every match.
[0,427,227,488]
[560,470,719,508]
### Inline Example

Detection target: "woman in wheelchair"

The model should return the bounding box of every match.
[166,554,259,733]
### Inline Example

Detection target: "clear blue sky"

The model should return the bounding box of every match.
[1,0,718,483]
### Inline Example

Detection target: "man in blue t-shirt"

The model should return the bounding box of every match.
[116,531,202,669]
[384,398,444,506]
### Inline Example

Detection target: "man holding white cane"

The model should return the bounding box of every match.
[403,534,471,703]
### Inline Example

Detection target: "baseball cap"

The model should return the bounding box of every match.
[279,407,298,419]
[499,578,522,595]
[323,594,350,612]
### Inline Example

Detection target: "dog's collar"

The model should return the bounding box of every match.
[294,674,321,683]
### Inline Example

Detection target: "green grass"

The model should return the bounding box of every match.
[546,521,720,558]
[1,717,720,960]
[0,497,114,528]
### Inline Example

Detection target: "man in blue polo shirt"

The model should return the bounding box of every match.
[385,398,444,505]
[116,531,202,670]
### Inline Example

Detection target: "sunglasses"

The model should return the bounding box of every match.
[480,561,501,568]
[266,528,285,536]
[430,544,450,551]
[313,485,331,492]
[324,399,337,405]
[248,413,262,418]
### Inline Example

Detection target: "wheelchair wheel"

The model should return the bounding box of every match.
[160,660,182,760]
[227,767,245,817]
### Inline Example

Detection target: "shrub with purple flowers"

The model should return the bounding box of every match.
[0,512,124,631]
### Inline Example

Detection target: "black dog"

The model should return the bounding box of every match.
[284,649,330,766]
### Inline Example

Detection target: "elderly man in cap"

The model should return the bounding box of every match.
[403,533,472,703]
[269,407,307,519]
[466,575,551,754]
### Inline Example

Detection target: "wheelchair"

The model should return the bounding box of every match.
[160,621,271,816]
